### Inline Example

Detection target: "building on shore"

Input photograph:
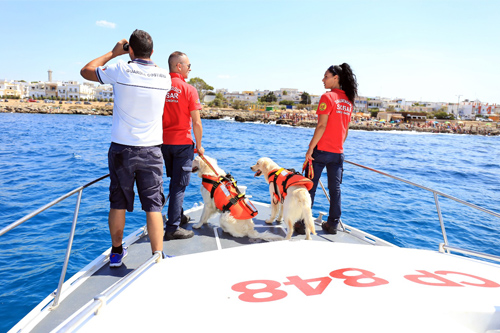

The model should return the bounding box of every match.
[0,80,26,98]
[1,76,113,101]
[2,75,499,120]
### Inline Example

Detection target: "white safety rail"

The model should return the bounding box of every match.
[345,159,500,262]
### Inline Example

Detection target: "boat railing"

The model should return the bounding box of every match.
[1,161,499,317]
[345,159,500,263]
[0,174,110,309]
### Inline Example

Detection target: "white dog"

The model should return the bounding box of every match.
[192,155,282,241]
[251,157,316,240]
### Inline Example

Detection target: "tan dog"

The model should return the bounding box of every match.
[251,157,316,240]
[192,155,282,241]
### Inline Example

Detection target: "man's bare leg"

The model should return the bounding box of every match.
[146,211,164,253]
[109,208,126,247]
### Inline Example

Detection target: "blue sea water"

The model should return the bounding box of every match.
[0,113,499,332]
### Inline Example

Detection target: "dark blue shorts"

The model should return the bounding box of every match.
[108,142,165,212]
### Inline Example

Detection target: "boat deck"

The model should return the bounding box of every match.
[25,201,391,333]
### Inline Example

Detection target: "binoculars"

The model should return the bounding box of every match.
[123,43,129,52]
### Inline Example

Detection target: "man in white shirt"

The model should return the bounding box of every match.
[80,29,170,267]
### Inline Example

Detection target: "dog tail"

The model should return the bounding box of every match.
[296,188,316,235]
[247,229,284,241]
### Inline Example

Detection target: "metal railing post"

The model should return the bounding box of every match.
[51,189,83,309]
[433,193,449,253]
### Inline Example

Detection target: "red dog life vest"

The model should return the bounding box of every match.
[267,168,314,204]
[201,174,258,220]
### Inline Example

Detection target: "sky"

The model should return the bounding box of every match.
[2,0,499,104]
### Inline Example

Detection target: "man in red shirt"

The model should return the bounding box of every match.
[162,51,204,240]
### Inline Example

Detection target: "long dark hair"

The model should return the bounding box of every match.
[328,63,358,104]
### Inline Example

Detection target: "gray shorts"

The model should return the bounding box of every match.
[108,142,165,212]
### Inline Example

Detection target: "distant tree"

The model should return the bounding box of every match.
[283,90,288,96]
[301,92,311,105]
[279,100,295,106]
[232,100,247,110]
[261,92,277,103]
[187,77,214,102]
[370,110,379,118]
[209,92,228,107]
[434,111,455,119]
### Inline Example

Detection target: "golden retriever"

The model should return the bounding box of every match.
[250,157,316,240]
[192,155,283,241]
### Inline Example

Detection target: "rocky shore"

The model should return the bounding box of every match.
[0,103,112,116]
[1,103,498,136]
[199,109,500,136]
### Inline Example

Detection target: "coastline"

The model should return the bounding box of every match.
[1,101,498,136]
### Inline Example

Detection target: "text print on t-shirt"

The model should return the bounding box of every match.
[125,68,167,78]
[335,99,352,116]
[166,86,182,103]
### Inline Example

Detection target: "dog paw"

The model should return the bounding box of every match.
[192,223,204,229]
[265,219,274,224]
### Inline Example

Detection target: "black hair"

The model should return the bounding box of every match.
[328,63,358,104]
[168,51,187,72]
[129,29,153,59]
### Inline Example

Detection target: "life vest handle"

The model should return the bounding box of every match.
[199,154,241,194]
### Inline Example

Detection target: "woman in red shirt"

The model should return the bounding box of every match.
[305,63,358,234]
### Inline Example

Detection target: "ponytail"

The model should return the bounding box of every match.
[328,63,358,105]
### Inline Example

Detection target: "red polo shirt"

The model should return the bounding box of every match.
[316,89,352,154]
[162,73,202,145]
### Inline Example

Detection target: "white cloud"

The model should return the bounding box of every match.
[96,20,116,29]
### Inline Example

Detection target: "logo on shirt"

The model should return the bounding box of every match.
[319,102,327,111]
[334,99,353,115]
[166,91,179,100]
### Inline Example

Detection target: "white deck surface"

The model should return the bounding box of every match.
[69,240,500,333]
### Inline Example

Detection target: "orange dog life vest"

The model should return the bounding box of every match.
[202,174,258,220]
[267,168,314,204]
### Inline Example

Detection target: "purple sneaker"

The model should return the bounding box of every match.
[109,248,128,267]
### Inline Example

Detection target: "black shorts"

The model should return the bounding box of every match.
[108,143,165,212]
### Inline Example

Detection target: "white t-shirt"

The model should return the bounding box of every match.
[96,59,171,146]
